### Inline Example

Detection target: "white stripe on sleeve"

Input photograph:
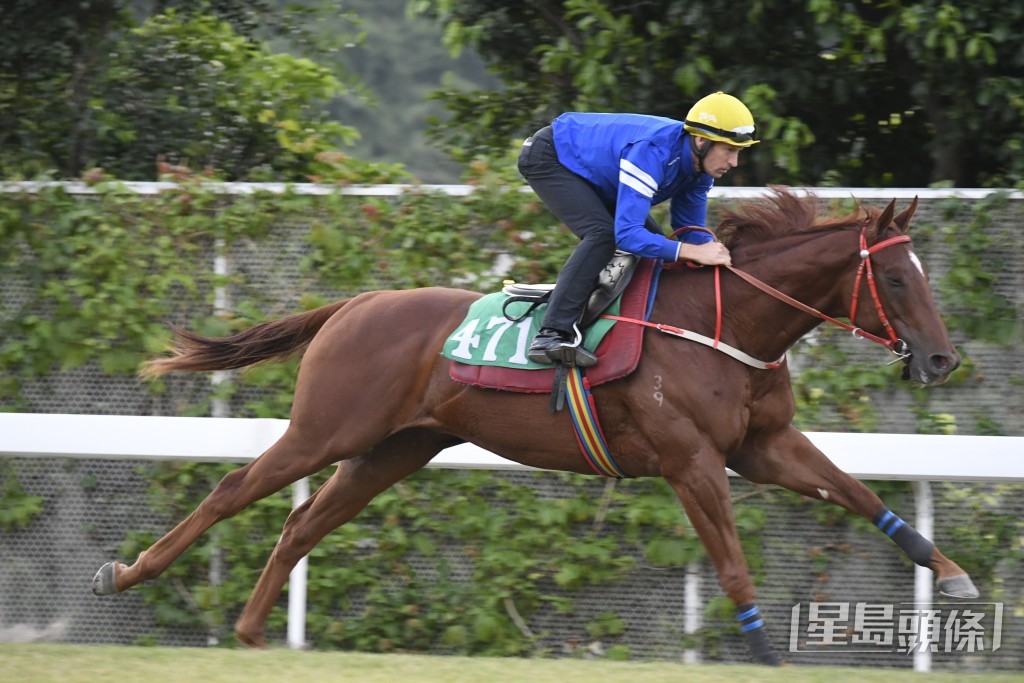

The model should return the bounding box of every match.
[620,158,659,193]
[619,170,655,198]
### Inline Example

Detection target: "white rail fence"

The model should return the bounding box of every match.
[2,413,1023,670]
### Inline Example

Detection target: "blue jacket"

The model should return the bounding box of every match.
[552,112,714,261]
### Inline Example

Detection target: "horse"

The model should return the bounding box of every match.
[91,187,978,665]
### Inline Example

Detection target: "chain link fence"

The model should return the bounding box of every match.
[1,186,1021,669]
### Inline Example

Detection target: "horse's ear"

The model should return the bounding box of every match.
[893,196,919,232]
[875,198,896,235]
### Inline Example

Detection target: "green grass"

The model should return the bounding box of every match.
[2,645,1023,683]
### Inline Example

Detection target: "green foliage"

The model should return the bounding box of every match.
[0,184,217,400]
[0,2,387,182]
[95,9,373,182]
[416,0,1024,188]
[0,1,130,177]
[0,177,564,404]
[790,330,892,433]
[933,194,1019,345]
[2,189,188,395]
[0,459,45,531]
[937,483,1024,594]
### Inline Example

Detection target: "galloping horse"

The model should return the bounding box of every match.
[92,188,978,664]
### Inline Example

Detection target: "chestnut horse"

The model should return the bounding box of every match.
[93,189,977,664]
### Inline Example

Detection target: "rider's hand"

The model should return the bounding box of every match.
[678,241,732,266]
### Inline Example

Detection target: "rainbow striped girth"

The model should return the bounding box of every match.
[565,366,629,478]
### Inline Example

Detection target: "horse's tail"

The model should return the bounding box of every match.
[140,299,353,379]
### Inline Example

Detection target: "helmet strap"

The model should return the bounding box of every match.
[693,137,712,174]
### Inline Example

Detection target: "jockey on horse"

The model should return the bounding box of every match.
[518,92,756,366]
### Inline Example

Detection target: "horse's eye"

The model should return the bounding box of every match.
[886,276,904,287]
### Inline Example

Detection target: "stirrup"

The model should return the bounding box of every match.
[545,343,597,368]
[545,327,596,412]
[527,328,565,365]
[547,325,597,368]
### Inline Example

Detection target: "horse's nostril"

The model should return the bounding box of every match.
[929,353,959,374]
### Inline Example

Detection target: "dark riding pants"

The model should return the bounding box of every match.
[517,126,658,333]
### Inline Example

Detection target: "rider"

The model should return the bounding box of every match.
[517,91,759,366]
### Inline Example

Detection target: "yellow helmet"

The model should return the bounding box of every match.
[684,92,759,147]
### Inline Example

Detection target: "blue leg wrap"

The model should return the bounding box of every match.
[737,604,764,632]
[736,604,779,665]
[873,507,934,567]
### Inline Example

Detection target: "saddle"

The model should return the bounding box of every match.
[448,253,655,397]
[498,252,642,411]
[500,251,640,328]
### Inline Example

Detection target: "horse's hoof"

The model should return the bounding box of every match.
[92,562,119,596]
[235,629,268,649]
[938,573,979,599]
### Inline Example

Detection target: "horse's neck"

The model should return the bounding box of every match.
[738,230,859,352]
[665,230,856,361]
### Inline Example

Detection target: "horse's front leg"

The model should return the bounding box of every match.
[661,448,781,666]
[728,424,979,599]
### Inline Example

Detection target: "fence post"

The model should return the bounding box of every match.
[913,480,934,673]
[684,560,702,664]
[287,476,311,649]
[207,237,231,645]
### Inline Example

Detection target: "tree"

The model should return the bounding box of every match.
[414,0,1024,188]
[820,0,1024,186]
[96,9,362,181]
[326,0,497,182]
[0,1,127,177]
[0,1,404,182]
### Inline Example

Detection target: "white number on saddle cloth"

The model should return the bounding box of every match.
[449,315,534,365]
[448,319,482,359]
[482,316,514,361]
[506,317,534,365]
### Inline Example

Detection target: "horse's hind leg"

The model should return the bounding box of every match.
[92,424,356,596]
[235,430,449,648]
[729,425,978,598]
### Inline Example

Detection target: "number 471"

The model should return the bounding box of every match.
[449,316,534,365]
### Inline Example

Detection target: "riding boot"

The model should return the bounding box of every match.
[528,224,612,367]
[547,342,598,367]
[528,327,570,365]
[528,326,598,367]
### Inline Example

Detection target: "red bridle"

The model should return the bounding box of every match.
[849,230,912,350]
[606,226,915,369]
[724,227,912,356]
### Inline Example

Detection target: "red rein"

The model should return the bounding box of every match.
[723,228,909,353]
[631,227,912,365]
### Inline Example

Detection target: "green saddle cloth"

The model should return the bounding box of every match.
[442,292,620,370]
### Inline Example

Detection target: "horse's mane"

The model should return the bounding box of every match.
[716,186,878,249]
